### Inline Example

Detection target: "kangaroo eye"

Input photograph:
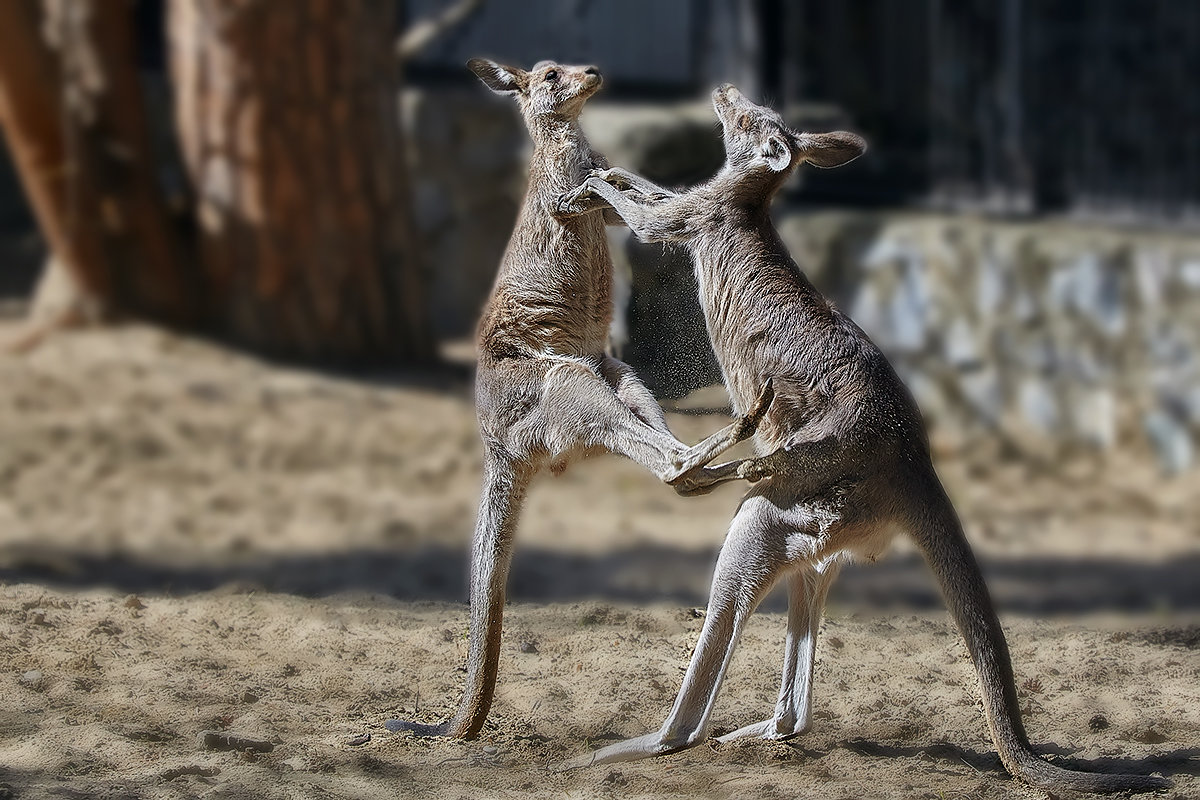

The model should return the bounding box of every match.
[544,70,558,82]
[738,114,752,131]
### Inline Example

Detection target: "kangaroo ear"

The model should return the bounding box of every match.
[467,58,527,95]
[794,131,866,169]
[760,134,793,172]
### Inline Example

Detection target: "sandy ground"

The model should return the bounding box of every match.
[0,322,1197,800]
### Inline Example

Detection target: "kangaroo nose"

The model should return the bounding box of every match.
[584,67,600,76]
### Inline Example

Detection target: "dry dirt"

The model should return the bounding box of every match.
[0,322,1197,800]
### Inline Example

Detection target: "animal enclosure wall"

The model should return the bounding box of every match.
[777,212,1200,473]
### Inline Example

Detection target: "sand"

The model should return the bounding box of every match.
[0,322,1197,799]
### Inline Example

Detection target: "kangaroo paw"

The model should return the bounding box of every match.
[735,461,762,483]
[590,167,630,189]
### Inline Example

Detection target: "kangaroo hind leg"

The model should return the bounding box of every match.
[598,354,674,436]
[562,495,789,768]
[541,362,771,488]
[716,561,840,743]
[386,453,530,738]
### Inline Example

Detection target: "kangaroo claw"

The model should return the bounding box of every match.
[732,377,775,441]
[590,167,629,189]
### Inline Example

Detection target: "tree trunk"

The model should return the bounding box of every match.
[168,0,434,363]
[0,0,194,327]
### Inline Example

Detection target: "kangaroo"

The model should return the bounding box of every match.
[554,84,1170,793]
[384,63,774,741]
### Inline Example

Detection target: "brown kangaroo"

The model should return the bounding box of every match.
[384,63,773,741]
[554,84,1169,794]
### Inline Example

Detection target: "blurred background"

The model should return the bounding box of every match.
[0,0,1197,613]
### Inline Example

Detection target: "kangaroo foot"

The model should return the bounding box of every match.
[714,717,808,744]
[559,731,697,770]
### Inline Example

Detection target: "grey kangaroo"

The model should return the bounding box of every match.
[555,84,1169,794]
[385,63,773,741]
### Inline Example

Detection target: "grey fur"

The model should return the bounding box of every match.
[384,65,774,742]
[556,84,1168,794]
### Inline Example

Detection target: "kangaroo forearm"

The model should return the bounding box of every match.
[598,166,677,199]
[582,177,688,242]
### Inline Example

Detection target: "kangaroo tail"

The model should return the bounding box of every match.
[904,475,1170,794]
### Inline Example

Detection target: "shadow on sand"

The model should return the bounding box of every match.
[2,543,1199,617]
[830,738,1200,783]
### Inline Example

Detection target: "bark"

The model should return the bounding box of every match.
[0,0,193,326]
[168,0,434,363]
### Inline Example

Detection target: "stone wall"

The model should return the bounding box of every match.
[777,212,1200,473]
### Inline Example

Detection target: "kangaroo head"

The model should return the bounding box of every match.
[468,58,602,124]
[711,84,865,191]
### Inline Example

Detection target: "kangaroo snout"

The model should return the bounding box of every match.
[579,65,602,91]
[712,83,744,106]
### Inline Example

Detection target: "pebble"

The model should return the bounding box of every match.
[19,670,43,689]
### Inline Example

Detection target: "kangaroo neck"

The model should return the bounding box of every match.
[527,117,591,193]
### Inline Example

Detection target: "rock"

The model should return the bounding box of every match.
[1018,379,1059,433]
[890,260,933,352]
[1143,408,1193,475]
[849,282,885,340]
[160,765,221,781]
[198,731,274,753]
[976,249,1006,317]
[602,770,628,788]
[1059,252,1125,336]
[114,724,178,743]
[1075,389,1117,449]
[959,368,1004,423]
[1180,259,1200,289]
[943,317,980,367]
[1133,248,1170,307]
[19,669,43,689]
[1133,726,1169,745]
